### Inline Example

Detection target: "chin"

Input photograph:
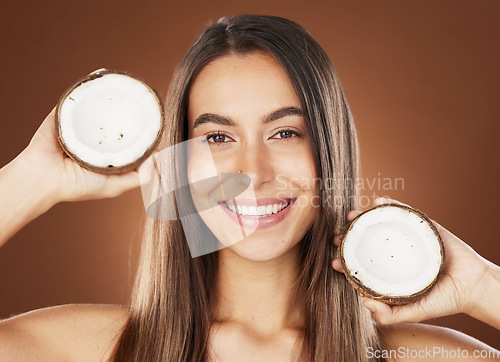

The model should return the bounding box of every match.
[220,234,302,262]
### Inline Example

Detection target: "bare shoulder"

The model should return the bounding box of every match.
[377,322,499,361]
[0,304,129,361]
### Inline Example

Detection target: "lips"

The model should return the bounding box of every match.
[222,197,290,207]
[218,197,296,229]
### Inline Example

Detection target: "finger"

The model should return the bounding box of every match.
[37,106,57,132]
[137,150,161,186]
[375,197,444,238]
[331,258,344,273]
[27,106,58,148]
[347,210,361,221]
[89,67,108,75]
[333,235,341,247]
[101,169,141,198]
[374,196,410,208]
[363,298,425,325]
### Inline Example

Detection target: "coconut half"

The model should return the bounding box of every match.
[339,204,445,305]
[55,70,165,174]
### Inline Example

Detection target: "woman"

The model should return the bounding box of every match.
[0,14,498,361]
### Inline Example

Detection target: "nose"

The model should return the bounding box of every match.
[234,140,274,190]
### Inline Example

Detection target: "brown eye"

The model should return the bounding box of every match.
[206,132,233,145]
[279,130,293,138]
[272,128,302,139]
[210,134,225,142]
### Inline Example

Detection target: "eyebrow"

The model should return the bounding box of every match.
[192,106,303,129]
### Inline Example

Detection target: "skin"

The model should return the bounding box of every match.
[186,51,318,356]
[333,198,500,330]
[186,51,317,262]
[0,56,498,360]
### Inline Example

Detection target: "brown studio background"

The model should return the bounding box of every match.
[0,0,499,349]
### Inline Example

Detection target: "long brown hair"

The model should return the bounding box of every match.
[111,14,385,361]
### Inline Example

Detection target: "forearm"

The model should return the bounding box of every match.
[0,151,57,246]
[467,261,500,330]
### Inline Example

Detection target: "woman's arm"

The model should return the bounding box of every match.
[464,261,500,330]
[0,150,56,246]
[378,323,499,361]
[0,93,141,359]
[0,104,142,246]
[332,197,500,330]
[0,304,129,361]
[332,197,500,358]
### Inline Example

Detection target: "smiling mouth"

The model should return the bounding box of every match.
[219,199,295,218]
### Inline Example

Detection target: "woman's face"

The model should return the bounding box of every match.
[187,51,319,261]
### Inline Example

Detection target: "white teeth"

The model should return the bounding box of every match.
[247,205,257,215]
[224,201,290,217]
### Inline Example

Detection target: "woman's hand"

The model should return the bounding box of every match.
[332,197,500,329]
[0,70,150,244]
[20,104,142,204]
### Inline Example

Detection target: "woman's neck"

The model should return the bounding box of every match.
[213,242,305,337]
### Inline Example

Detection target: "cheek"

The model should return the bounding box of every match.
[276,147,318,192]
[186,138,219,184]
[186,139,223,215]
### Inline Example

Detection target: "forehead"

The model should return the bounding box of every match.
[187,52,301,127]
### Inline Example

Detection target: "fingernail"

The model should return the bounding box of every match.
[366,304,376,313]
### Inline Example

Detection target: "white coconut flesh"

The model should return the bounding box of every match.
[342,205,443,297]
[59,73,163,169]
